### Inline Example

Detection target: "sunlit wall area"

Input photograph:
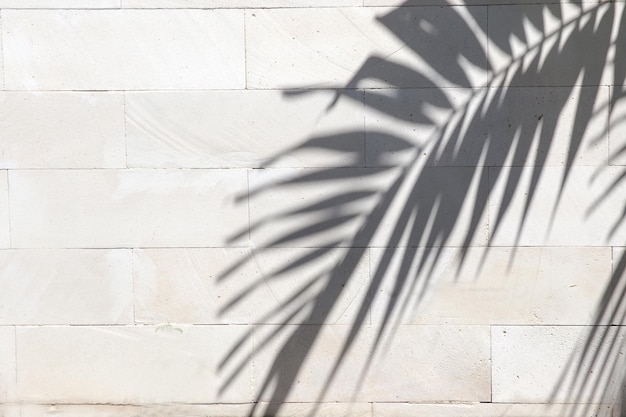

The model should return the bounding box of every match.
[0,1,624,416]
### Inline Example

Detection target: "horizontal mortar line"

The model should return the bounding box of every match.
[1,245,617,250]
[367,245,617,249]
[484,244,620,248]
[0,401,372,406]
[0,6,368,10]
[3,167,263,171]
[1,323,555,327]
[0,87,410,92]
[0,7,122,10]
[381,2,612,7]
[126,6,377,9]
[360,244,615,248]
[2,401,616,406]
[0,5,481,11]
[0,3,601,10]
[373,400,616,404]
[2,164,619,171]
[65,323,251,326]
[2,246,252,250]
[0,245,615,250]
[488,324,626,327]
[3,324,624,330]
[0,84,616,93]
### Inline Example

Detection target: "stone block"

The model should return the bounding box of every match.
[489,166,626,246]
[16,325,253,403]
[0,92,125,169]
[253,324,490,402]
[133,247,369,324]
[9,169,248,248]
[488,4,616,87]
[370,246,611,325]
[246,7,488,89]
[492,325,626,403]
[0,249,132,325]
[126,90,364,168]
[1,10,245,90]
[248,166,489,248]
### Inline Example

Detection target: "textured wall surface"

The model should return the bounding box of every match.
[0,1,625,416]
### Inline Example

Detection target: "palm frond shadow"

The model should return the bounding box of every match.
[219,2,626,415]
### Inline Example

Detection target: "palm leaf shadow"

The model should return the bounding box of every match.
[552,7,626,411]
[218,2,625,416]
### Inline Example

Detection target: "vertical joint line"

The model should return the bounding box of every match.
[0,12,5,91]
[489,325,493,403]
[612,245,615,277]
[13,325,17,398]
[123,92,128,169]
[131,248,136,324]
[608,85,612,166]
[362,89,367,168]
[485,5,490,86]
[6,170,11,248]
[251,321,256,397]
[244,10,248,90]
[486,167,491,245]
[367,247,372,325]
[247,170,251,242]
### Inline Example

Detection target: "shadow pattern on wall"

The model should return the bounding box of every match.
[219,2,626,416]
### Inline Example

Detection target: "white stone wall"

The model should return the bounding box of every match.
[0,1,625,416]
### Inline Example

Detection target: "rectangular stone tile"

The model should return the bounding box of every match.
[124,0,361,6]
[249,166,488,248]
[126,90,364,168]
[364,88,472,167]
[488,4,615,87]
[0,92,125,169]
[246,7,488,89]
[0,171,8,248]
[370,246,611,325]
[248,167,390,248]
[365,86,608,167]
[133,247,369,325]
[9,169,247,248]
[2,10,244,90]
[0,327,16,403]
[16,325,253,403]
[254,324,490,402]
[0,249,132,325]
[368,165,489,247]
[372,403,614,417]
[0,0,119,7]
[488,166,626,246]
[477,86,608,167]
[492,325,626,403]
